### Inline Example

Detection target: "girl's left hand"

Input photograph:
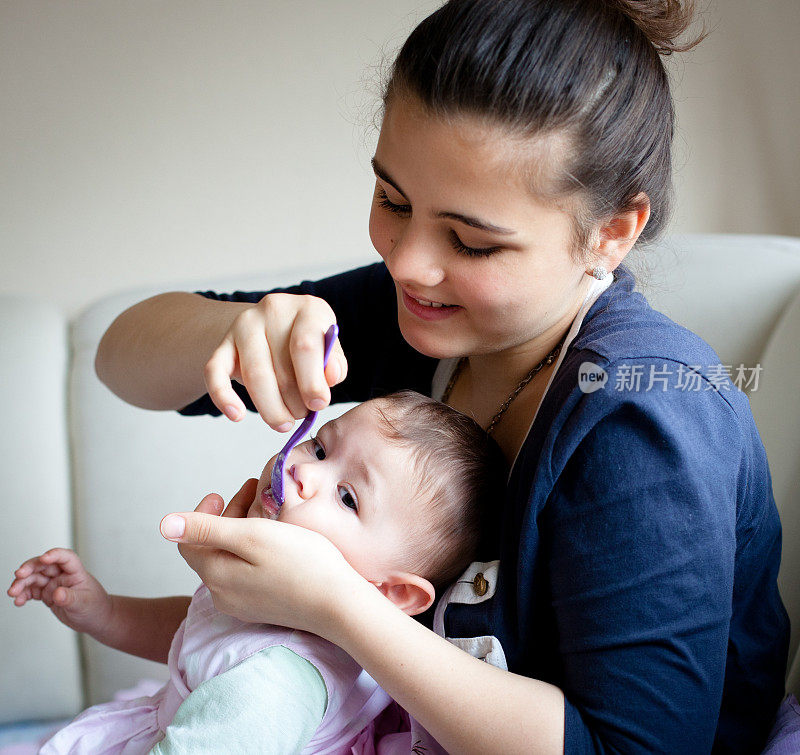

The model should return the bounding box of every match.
[161,479,366,636]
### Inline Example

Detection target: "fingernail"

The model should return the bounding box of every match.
[327,361,341,384]
[277,421,294,433]
[308,398,326,411]
[224,405,241,421]
[160,515,185,540]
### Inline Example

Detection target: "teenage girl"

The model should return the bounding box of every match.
[96,1,789,751]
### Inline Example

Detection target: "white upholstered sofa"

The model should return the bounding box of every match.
[1,234,799,732]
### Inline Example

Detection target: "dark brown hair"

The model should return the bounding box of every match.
[375,390,506,590]
[383,0,705,255]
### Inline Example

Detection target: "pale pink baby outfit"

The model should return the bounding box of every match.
[39,586,392,754]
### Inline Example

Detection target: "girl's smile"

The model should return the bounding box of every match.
[400,287,462,321]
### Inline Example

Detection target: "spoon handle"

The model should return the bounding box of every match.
[270,324,339,505]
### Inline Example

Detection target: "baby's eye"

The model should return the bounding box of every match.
[338,485,358,512]
[311,438,326,461]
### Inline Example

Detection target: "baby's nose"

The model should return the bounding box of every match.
[289,463,311,499]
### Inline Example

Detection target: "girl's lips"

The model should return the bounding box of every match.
[261,487,280,519]
[401,288,461,322]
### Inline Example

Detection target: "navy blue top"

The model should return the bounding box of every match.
[181,263,789,753]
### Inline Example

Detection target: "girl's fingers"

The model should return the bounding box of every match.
[288,311,338,412]
[204,295,345,427]
[262,327,308,421]
[324,339,348,389]
[221,479,258,519]
[194,493,225,516]
[161,511,261,562]
[235,331,296,430]
[204,337,246,422]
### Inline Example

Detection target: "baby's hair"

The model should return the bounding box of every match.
[373,390,507,590]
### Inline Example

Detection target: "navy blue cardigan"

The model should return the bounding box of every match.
[181,262,789,753]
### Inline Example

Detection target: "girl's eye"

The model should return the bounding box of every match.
[338,485,358,512]
[375,187,411,216]
[311,438,326,461]
[376,185,500,257]
[448,229,502,258]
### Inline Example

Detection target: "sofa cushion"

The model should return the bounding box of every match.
[0,298,82,723]
[749,286,800,695]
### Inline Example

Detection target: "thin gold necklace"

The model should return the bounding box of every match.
[441,338,565,436]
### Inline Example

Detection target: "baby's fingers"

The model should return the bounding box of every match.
[8,573,51,605]
[42,582,74,608]
[14,555,47,579]
[39,548,83,574]
[11,573,51,593]
[7,578,29,604]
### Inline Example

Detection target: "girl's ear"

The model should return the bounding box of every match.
[593,192,651,271]
[372,572,435,616]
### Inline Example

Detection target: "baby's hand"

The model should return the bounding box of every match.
[7,548,112,636]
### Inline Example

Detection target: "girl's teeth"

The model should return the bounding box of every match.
[414,297,446,308]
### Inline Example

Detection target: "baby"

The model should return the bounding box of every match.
[8,390,505,754]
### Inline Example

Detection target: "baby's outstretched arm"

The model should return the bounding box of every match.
[8,548,189,664]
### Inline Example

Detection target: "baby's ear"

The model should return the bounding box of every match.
[372,572,435,616]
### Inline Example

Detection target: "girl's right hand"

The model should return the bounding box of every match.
[203,293,347,430]
[7,548,113,636]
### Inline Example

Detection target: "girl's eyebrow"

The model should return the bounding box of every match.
[371,157,408,199]
[370,156,516,236]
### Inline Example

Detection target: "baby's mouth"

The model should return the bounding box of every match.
[261,487,280,519]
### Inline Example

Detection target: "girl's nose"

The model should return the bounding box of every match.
[387,226,446,288]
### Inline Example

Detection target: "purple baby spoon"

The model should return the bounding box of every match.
[270,323,339,506]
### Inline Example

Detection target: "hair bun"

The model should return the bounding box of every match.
[611,0,706,54]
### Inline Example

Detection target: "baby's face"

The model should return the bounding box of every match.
[248,402,418,582]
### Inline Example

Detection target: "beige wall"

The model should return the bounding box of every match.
[2,0,798,317]
[672,0,800,238]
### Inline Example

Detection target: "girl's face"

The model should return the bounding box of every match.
[368,95,592,361]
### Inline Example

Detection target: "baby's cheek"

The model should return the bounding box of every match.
[276,506,330,535]
[257,460,281,497]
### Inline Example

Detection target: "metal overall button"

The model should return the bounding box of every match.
[472,572,489,597]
